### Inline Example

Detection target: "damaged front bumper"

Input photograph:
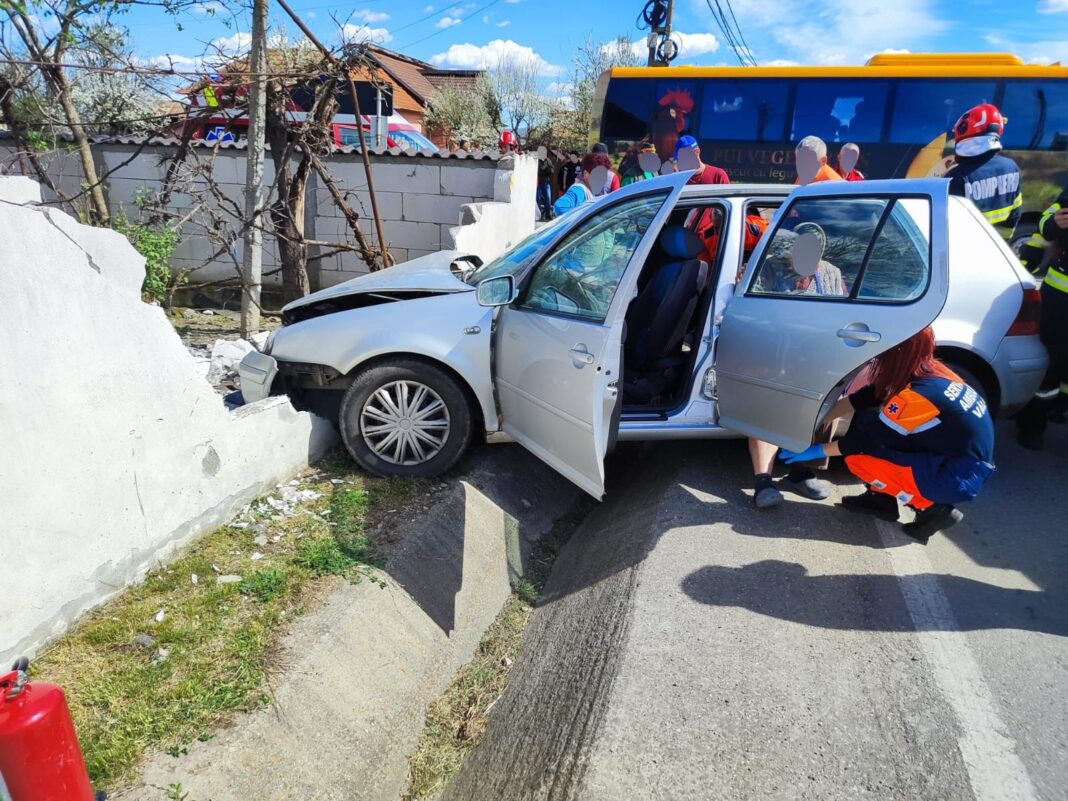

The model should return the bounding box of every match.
[237,350,279,403]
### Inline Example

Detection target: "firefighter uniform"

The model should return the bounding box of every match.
[945,150,1023,228]
[1016,188,1068,448]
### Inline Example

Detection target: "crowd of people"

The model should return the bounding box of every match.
[494,100,1067,545]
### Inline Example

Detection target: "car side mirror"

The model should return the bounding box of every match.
[476,275,517,307]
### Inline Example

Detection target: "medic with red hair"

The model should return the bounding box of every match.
[780,327,995,544]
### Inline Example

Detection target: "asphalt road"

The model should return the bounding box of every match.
[442,420,1067,801]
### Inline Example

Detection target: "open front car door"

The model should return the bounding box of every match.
[715,179,951,453]
[493,172,692,498]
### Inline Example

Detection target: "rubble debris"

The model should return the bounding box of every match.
[153,609,166,623]
[133,633,156,649]
[217,575,243,585]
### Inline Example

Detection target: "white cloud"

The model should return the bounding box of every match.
[193,1,225,15]
[436,15,462,28]
[430,39,563,75]
[210,31,252,55]
[497,19,511,27]
[764,58,800,67]
[505,0,521,3]
[482,14,490,23]
[984,32,1068,65]
[306,9,316,18]
[546,81,573,96]
[353,9,389,23]
[148,53,205,71]
[1038,0,1068,12]
[340,24,393,44]
[618,31,719,61]
[675,32,719,58]
[686,0,947,65]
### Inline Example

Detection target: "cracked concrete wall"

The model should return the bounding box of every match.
[0,176,338,663]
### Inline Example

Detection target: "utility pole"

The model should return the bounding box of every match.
[645,0,676,67]
[241,0,269,337]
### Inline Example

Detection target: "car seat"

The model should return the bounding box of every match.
[623,226,710,404]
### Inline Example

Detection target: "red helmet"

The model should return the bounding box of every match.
[498,130,518,150]
[953,103,1005,142]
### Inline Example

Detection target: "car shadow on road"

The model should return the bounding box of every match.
[378,443,581,635]
[680,558,1068,637]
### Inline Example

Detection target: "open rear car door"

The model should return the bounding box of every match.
[715,179,951,453]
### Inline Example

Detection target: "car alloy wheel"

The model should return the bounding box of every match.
[359,380,451,465]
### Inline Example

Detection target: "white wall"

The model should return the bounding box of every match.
[0,177,338,663]
[449,154,538,263]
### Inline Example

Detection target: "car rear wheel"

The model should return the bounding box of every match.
[943,361,990,404]
[340,359,474,478]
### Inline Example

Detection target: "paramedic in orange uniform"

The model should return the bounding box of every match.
[780,327,996,543]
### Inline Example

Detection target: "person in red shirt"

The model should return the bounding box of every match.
[837,142,865,181]
[674,135,730,185]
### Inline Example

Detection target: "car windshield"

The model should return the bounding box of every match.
[465,214,573,284]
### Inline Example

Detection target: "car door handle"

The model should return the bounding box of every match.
[568,346,595,365]
[837,327,881,343]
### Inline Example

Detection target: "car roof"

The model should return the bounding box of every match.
[679,183,793,199]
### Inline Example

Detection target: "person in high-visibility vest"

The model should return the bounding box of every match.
[944,103,1022,229]
[1015,186,1068,449]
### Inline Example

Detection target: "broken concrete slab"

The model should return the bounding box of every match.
[0,176,338,664]
[116,446,580,801]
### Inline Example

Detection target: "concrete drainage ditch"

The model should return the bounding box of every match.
[117,445,587,801]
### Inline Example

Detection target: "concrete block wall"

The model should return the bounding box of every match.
[0,143,535,293]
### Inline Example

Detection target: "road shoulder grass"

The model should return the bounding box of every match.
[30,451,428,792]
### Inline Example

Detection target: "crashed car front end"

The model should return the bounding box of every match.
[235,251,497,430]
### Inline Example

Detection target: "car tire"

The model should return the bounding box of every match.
[944,361,989,403]
[339,358,474,479]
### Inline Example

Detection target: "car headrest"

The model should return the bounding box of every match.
[660,226,705,260]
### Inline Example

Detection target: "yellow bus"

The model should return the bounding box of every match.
[596,53,1068,248]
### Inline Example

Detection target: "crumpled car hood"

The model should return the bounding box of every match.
[283,250,474,313]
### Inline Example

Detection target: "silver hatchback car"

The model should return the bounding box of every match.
[239,173,1047,498]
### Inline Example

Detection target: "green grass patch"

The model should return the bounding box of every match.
[30,458,424,792]
[403,595,533,801]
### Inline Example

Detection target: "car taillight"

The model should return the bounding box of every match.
[1007,288,1041,336]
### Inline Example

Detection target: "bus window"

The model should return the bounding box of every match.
[698,79,791,143]
[1001,81,1068,150]
[602,78,656,142]
[791,79,889,144]
[889,80,996,145]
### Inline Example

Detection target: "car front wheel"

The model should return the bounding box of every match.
[339,359,474,478]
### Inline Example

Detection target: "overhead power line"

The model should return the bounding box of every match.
[705,0,756,67]
[396,0,504,50]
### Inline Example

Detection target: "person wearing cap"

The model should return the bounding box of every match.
[944,103,1022,229]
[674,135,730,185]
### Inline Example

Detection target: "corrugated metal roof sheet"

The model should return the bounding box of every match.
[0,130,507,160]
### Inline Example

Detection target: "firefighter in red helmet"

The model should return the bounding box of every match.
[498,130,519,154]
[944,103,1022,229]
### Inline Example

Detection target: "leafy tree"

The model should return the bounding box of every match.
[0,0,197,224]
[425,75,497,149]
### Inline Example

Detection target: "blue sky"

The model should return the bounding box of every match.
[123,0,1068,82]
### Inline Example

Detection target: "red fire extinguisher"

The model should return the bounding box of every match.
[0,657,96,801]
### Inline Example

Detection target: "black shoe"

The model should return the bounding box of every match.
[1016,427,1044,451]
[902,504,963,544]
[841,489,899,521]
